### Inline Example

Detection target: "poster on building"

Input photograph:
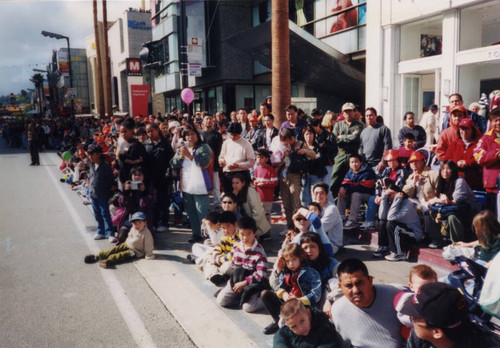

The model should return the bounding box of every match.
[130,85,150,117]
[43,80,50,96]
[420,35,442,57]
[58,49,69,76]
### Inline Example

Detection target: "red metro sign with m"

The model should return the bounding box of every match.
[126,58,142,76]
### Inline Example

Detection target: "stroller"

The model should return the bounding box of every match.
[447,256,500,339]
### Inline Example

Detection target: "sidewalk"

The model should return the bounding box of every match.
[130,205,455,348]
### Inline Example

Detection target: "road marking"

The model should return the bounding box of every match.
[44,155,157,348]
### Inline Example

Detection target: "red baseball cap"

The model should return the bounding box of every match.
[408,150,425,163]
[458,118,474,128]
[383,149,399,161]
[450,105,467,115]
[248,115,259,122]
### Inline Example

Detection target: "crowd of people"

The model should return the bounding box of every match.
[3,91,500,347]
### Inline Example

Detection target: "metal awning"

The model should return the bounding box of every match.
[226,20,365,100]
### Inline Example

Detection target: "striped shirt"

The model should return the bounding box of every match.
[213,234,240,266]
[232,240,268,285]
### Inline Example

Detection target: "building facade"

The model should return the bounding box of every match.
[86,8,152,116]
[149,0,366,115]
[366,0,500,139]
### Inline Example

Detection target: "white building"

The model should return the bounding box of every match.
[366,0,500,139]
[86,8,151,115]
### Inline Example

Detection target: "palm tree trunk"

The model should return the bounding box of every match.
[102,0,113,118]
[272,0,291,128]
[93,0,105,119]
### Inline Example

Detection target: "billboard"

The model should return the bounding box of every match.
[130,85,150,117]
[58,49,69,76]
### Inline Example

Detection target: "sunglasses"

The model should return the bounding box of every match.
[295,217,307,222]
[222,201,234,204]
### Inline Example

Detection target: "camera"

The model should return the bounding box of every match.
[130,181,142,190]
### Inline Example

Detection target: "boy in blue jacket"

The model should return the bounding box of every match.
[337,154,376,230]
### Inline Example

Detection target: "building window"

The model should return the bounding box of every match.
[400,15,442,61]
[460,1,500,52]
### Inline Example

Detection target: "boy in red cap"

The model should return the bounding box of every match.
[435,105,468,162]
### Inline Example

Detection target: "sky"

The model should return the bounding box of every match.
[0,0,146,97]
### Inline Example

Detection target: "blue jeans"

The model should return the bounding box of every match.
[183,192,209,237]
[365,195,378,222]
[91,198,114,237]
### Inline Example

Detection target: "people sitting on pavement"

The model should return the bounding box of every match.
[400,282,499,348]
[329,258,405,347]
[311,183,343,254]
[273,298,340,348]
[337,154,376,230]
[216,216,269,312]
[300,125,328,207]
[261,243,322,335]
[378,184,423,262]
[219,192,242,219]
[291,207,334,257]
[84,212,155,269]
[427,160,477,248]
[186,211,221,266]
[231,172,272,242]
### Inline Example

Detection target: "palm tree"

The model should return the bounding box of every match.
[102,0,113,118]
[271,0,291,128]
[30,73,44,115]
[93,0,105,118]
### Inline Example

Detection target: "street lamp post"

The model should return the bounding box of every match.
[41,30,74,121]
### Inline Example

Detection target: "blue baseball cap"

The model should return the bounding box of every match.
[130,212,146,222]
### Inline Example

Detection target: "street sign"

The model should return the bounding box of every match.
[67,88,77,99]
[189,63,202,77]
[126,58,143,76]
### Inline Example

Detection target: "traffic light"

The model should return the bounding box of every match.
[10,93,15,105]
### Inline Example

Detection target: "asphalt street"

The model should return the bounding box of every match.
[0,142,195,348]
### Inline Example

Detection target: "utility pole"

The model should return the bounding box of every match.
[93,0,105,119]
[271,0,291,128]
[102,0,113,118]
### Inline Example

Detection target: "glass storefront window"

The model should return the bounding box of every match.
[458,63,500,108]
[235,85,254,110]
[460,1,500,51]
[400,16,442,61]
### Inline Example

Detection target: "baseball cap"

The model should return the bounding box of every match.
[450,105,467,115]
[87,144,102,154]
[383,149,399,161]
[400,282,468,328]
[458,118,474,128]
[168,120,180,130]
[341,102,355,112]
[248,114,259,122]
[130,212,146,222]
[408,150,425,163]
[227,122,243,135]
[430,104,438,111]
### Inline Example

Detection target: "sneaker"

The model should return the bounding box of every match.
[84,254,98,264]
[93,234,106,240]
[97,260,109,268]
[360,221,376,230]
[263,322,279,335]
[428,242,442,249]
[83,199,92,205]
[344,220,358,230]
[210,274,229,286]
[258,232,272,243]
[186,254,196,264]
[372,246,390,257]
[108,236,118,243]
[155,225,168,233]
[385,252,408,262]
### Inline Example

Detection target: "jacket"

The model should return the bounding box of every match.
[255,127,278,150]
[253,164,278,202]
[445,132,482,190]
[333,119,364,154]
[341,164,376,195]
[143,136,174,186]
[376,166,411,196]
[125,226,155,259]
[403,167,440,202]
[474,129,500,192]
[240,187,271,236]
[89,158,115,200]
[435,124,460,162]
[276,264,322,307]
[170,142,213,193]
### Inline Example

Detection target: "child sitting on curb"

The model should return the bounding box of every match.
[216,216,269,312]
[84,212,155,268]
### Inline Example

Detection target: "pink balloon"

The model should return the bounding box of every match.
[181,88,194,104]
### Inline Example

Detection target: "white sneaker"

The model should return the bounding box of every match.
[360,221,376,230]
[344,220,358,230]
[93,234,105,240]
[108,236,118,243]
[385,252,408,262]
[155,226,168,232]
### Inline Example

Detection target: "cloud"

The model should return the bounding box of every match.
[0,0,144,96]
